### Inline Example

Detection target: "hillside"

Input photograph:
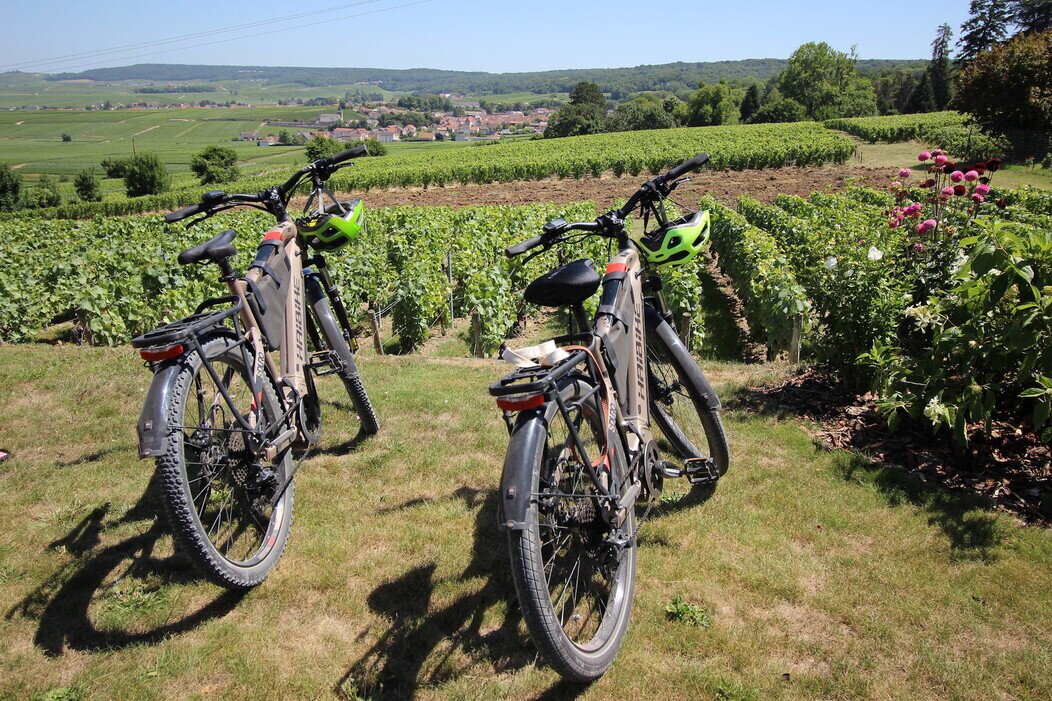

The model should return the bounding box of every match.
[40,58,929,96]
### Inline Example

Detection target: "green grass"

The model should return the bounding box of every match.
[0,344,1049,700]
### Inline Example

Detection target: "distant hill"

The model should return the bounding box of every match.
[45,59,928,97]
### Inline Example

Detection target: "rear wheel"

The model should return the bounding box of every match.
[505,380,636,682]
[646,315,730,476]
[157,335,293,589]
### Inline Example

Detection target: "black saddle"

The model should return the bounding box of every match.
[178,229,237,266]
[524,259,601,308]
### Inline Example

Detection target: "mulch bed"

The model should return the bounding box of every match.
[729,370,1052,525]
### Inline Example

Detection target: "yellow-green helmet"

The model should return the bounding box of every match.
[298,199,365,250]
[638,210,711,266]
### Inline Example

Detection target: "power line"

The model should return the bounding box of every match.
[1,0,424,73]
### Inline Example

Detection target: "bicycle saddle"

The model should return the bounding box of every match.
[524,259,601,307]
[178,229,238,266]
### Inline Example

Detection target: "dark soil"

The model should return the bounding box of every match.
[728,369,1052,525]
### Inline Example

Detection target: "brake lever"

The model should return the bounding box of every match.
[520,236,563,266]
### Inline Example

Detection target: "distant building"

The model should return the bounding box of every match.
[318,113,342,125]
[239,131,258,141]
[257,135,279,146]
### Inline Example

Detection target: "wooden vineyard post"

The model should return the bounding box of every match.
[680,312,692,351]
[789,313,802,365]
[369,303,384,355]
[471,310,482,358]
[443,251,453,336]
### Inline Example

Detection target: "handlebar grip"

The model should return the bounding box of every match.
[663,152,710,182]
[315,144,368,168]
[165,202,202,223]
[506,235,545,258]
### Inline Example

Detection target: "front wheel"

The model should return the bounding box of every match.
[306,279,380,436]
[504,379,636,682]
[646,313,730,476]
[156,335,294,589]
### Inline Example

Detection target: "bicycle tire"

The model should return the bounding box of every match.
[646,315,730,476]
[505,379,636,682]
[308,290,380,436]
[156,335,294,589]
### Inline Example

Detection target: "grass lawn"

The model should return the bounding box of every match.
[0,344,1049,700]
[854,140,1052,191]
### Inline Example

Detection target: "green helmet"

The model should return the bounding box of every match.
[298,199,365,250]
[638,209,711,266]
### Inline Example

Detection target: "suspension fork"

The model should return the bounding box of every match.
[305,253,356,348]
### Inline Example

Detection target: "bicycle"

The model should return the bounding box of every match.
[132,145,380,590]
[489,153,730,681]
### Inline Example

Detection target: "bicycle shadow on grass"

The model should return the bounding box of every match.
[336,486,582,700]
[5,471,244,656]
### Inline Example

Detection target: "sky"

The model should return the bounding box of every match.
[1,0,972,75]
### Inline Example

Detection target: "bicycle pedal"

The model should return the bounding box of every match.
[683,457,720,485]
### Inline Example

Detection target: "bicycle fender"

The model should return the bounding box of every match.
[136,361,183,459]
[643,306,722,411]
[498,409,547,531]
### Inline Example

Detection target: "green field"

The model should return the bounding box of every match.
[0,343,1048,700]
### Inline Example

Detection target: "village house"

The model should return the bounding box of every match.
[318,113,342,125]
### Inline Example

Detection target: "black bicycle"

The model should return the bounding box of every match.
[491,154,730,680]
[132,146,379,589]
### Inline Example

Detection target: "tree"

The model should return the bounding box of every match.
[0,163,22,211]
[1013,0,1052,34]
[568,81,605,108]
[739,84,762,122]
[956,0,1015,66]
[61,133,72,143]
[27,175,61,208]
[904,71,937,113]
[100,157,127,179]
[190,145,241,185]
[277,129,292,145]
[954,29,1052,141]
[73,168,102,202]
[778,42,876,120]
[304,135,344,160]
[686,81,738,126]
[543,103,606,138]
[605,98,677,132]
[930,24,954,109]
[122,152,170,197]
[748,97,807,124]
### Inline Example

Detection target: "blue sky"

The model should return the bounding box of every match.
[2,0,971,74]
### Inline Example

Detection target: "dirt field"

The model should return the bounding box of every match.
[316,164,892,210]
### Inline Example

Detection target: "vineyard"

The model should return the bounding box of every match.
[1,122,856,221]
[823,111,966,143]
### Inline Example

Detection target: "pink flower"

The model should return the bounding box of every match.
[934,155,948,166]
[953,184,967,196]
[890,181,902,189]
[964,170,979,182]
[975,183,990,195]
[889,219,900,229]
[972,194,984,203]
[941,186,955,197]
[918,151,932,161]
[908,202,923,213]
[911,243,926,254]
[950,170,964,182]
[899,168,912,178]
[923,218,937,230]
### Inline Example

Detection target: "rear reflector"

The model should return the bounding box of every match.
[606,262,627,274]
[139,344,184,362]
[496,393,545,412]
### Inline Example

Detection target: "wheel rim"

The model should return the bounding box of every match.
[180,357,286,567]
[647,337,710,460]
[536,398,632,652]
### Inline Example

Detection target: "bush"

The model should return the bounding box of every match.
[122,153,170,197]
[27,176,61,208]
[748,98,807,124]
[920,124,1012,163]
[73,168,103,202]
[189,145,241,185]
[61,133,72,143]
[0,164,22,211]
[100,157,127,179]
